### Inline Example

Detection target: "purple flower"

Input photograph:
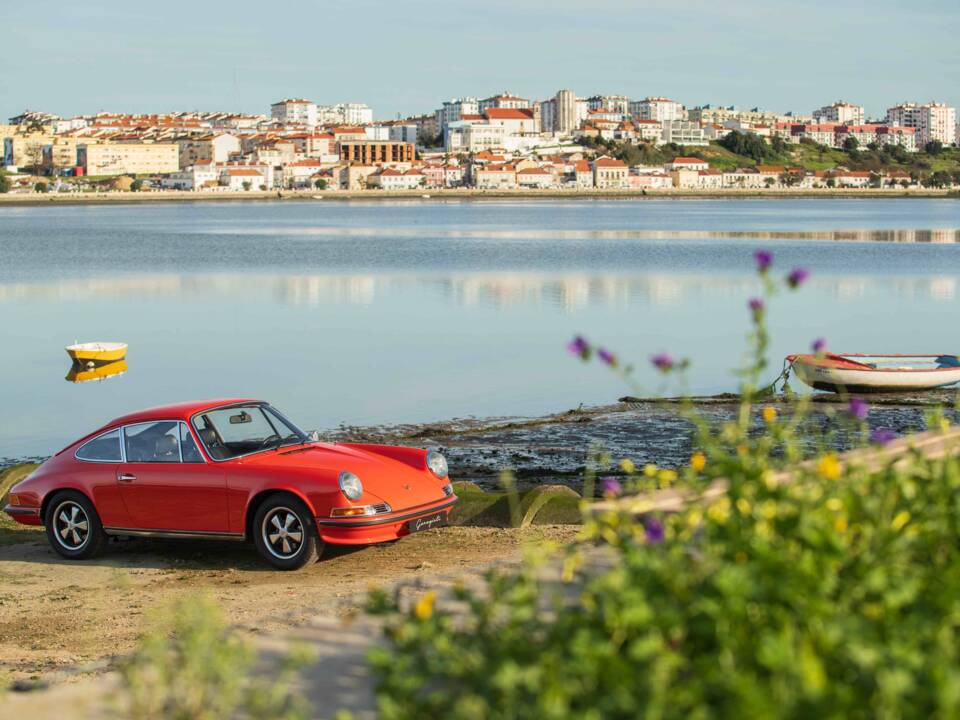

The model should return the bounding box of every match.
[754,249,773,272]
[786,267,810,289]
[870,427,897,446]
[644,517,665,544]
[597,348,617,367]
[848,397,869,421]
[811,337,827,354]
[567,335,589,358]
[601,477,622,496]
[651,353,674,372]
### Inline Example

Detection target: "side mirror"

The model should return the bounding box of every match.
[308,430,320,442]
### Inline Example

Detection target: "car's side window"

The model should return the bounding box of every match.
[179,422,204,463]
[123,421,181,463]
[76,429,122,462]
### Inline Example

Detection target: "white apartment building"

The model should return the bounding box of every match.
[160,162,220,190]
[388,124,420,145]
[587,95,631,114]
[445,121,506,153]
[364,125,391,141]
[220,167,266,191]
[813,101,865,125]
[661,120,708,146]
[482,108,537,135]
[478,93,530,113]
[435,97,480,131]
[688,105,780,125]
[270,99,317,127]
[631,97,685,122]
[342,103,373,125]
[315,103,374,126]
[886,102,957,146]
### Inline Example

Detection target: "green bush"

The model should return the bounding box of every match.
[365,253,960,719]
[120,594,313,720]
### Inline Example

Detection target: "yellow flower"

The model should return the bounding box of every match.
[736,443,748,457]
[658,469,678,487]
[643,463,658,477]
[762,470,778,490]
[834,516,848,534]
[736,498,751,515]
[762,406,778,424]
[760,500,779,520]
[817,453,842,481]
[619,458,636,474]
[941,418,952,432]
[826,497,843,512]
[707,497,731,525]
[891,510,911,531]
[413,591,436,620]
[690,452,707,472]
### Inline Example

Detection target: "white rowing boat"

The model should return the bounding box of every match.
[787,353,960,393]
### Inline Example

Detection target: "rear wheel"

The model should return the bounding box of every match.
[44,491,106,560]
[252,495,322,571]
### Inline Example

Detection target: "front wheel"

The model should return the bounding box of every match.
[44,491,107,560]
[253,495,322,570]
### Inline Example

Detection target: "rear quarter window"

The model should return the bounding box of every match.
[76,429,122,462]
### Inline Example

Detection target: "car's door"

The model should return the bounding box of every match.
[116,421,230,533]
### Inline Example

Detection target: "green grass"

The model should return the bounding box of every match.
[0,464,42,546]
[450,481,582,527]
[690,141,960,176]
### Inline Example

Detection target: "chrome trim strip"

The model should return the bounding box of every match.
[103,527,245,541]
[4,505,40,517]
[317,497,457,527]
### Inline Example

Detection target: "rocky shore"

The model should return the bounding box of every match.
[6,392,956,493]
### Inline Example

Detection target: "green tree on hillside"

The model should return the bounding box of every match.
[925,140,944,155]
[842,136,859,152]
[718,131,773,162]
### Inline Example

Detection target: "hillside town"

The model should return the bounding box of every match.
[2,92,959,194]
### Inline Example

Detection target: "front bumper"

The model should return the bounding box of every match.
[3,505,42,526]
[316,496,457,545]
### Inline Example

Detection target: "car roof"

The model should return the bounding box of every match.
[109,398,261,426]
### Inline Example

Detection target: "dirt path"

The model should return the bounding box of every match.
[0,525,578,686]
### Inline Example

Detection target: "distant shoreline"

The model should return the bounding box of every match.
[0,187,953,207]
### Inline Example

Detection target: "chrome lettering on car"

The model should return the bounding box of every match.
[413,514,445,532]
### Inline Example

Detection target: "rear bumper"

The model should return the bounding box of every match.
[3,505,42,526]
[315,496,457,545]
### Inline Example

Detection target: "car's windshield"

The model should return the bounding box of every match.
[191,404,307,460]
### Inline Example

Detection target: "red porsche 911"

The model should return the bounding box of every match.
[3,399,457,570]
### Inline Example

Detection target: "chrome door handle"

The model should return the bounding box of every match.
[118,473,137,482]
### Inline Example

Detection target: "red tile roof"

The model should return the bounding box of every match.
[483,108,534,121]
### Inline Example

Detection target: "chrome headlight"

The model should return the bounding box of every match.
[426,451,448,478]
[338,471,363,501]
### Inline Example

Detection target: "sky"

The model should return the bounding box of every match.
[2,1,958,123]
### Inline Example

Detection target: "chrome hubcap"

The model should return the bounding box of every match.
[262,508,304,559]
[53,501,89,550]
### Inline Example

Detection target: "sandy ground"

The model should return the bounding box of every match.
[0,524,578,686]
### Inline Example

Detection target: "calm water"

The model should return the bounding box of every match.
[3,197,960,457]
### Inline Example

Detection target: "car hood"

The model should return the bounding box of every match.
[240,442,445,507]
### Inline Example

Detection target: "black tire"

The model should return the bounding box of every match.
[252,495,322,571]
[44,490,107,560]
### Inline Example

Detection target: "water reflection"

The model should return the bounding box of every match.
[3,272,959,310]
[216,227,960,244]
[65,360,128,384]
